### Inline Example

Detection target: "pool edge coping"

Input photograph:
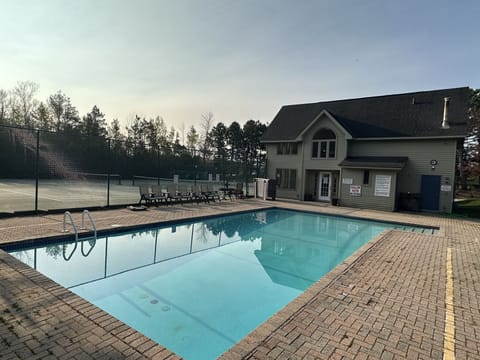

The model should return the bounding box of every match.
[0,201,457,359]
[218,227,399,358]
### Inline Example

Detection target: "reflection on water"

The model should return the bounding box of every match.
[8,209,405,360]
[9,209,393,290]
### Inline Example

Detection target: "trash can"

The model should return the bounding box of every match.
[399,193,421,211]
[267,179,277,200]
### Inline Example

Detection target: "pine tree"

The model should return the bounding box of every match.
[81,105,107,137]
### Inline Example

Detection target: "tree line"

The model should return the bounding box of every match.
[461,88,480,189]
[0,81,267,183]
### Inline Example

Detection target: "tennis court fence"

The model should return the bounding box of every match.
[0,125,264,214]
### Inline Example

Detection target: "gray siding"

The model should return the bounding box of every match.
[302,114,348,172]
[266,113,349,200]
[339,169,397,212]
[265,143,302,199]
[265,116,459,212]
[348,139,457,212]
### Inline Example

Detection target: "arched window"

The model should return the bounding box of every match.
[312,129,336,159]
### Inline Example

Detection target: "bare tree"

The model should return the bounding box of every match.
[0,89,7,123]
[13,81,39,127]
[186,125,199,153]
[48,91,66,131]
[7,91,21,125]
[200,112,214,163]
[180,122,186,145]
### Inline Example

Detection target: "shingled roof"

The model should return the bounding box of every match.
[261,87,469,142]
[338,156,408,170]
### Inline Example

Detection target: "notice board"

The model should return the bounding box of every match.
[374,175,391,197]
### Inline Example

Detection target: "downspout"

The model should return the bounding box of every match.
[448,141,460,213]
[338,138,348,205]
[300,140,305,200]
[338,167,343,205]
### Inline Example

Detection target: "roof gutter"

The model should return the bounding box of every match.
[262,135,465,143]
[339,165,404,171]
[351,135,466,141]
[260,140,301,144]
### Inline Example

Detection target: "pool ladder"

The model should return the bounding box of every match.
[62,210,97,260]
[63,210,97,241]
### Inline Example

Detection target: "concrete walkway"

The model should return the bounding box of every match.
[1,200,479,359]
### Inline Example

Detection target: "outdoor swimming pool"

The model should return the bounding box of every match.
[6,209,436,359]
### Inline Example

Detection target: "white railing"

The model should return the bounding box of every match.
[62,210,98,260]
[81,210,97,238]
[63,211,79,242]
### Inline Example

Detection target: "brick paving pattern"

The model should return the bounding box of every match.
[1,199,479,359]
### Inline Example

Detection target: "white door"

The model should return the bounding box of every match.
[318,172,331,201]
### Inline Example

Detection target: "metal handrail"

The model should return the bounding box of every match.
[62,210,98,261]
[63,242,78,261]
[81,238,96,257]
[63,211,78,242]
[81,210,97,238]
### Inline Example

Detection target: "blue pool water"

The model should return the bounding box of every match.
[7,209,434,359]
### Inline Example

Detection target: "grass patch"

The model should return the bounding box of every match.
[456,199,480,207]
[453,199,480,218]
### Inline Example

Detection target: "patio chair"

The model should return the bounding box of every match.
[206,184,221,202]
[200,184,216,203]
[232,182,244,199]
[177,184,193,203]
[139,185,153,206]
[139,185,167,206]
[151,185,169,206]
[166,184,183,205]
[191,184,208,203]
[219,183,234,201]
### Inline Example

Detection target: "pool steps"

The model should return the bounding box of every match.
[63,210,97,241]
[394,226,437,235]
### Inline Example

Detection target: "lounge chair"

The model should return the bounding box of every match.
[219,183,234,200]
[139,185,151,205]
[192,184,208,203]
[232,182,244,199]
[166,184,183,205]
[200,184,216,202]
[152,185,169,206]
[139,185,167,206]
[177,184,193,203]
[206,184,221,202]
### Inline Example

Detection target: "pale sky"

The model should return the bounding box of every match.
[1,0,478,130]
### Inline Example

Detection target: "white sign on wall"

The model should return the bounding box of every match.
[374,175,391,197]
[441,184,452,192]
[350,185,361,196]
[173,174,179,184]
[342,178,353,185]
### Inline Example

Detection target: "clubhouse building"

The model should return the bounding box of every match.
[261,87,469,213]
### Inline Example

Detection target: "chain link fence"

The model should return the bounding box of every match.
[0,125,266,214]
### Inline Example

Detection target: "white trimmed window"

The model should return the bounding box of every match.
[312,129,336,159]
[276,142,298,155]
[275,168,297,189]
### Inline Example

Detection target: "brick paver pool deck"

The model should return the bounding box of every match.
[1,199,479,359]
